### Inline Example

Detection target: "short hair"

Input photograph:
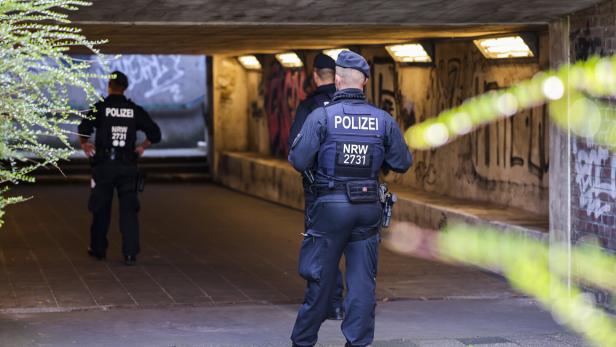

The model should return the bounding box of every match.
[335,66,366,86]
[315,68,335,82]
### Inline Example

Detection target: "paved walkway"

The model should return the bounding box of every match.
[0,299,585,347]
[0,183,585,346]
[0,183,514,311]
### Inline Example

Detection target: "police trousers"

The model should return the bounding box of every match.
[304,186,344,314]
[88,161,140,256]
[291,192,382,347]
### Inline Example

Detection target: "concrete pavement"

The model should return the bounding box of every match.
[0,298,585,346]
[0,183,587,346]
[0,183,514,311]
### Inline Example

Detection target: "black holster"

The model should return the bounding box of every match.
[136,171,146,193]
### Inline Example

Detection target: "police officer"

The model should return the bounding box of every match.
[288,53,344,321]
[78,71,161,266]
[289,51,412,347]
[288,53,337,149]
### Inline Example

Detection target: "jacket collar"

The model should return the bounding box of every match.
[332,88,366,102]
[314,83,336,96]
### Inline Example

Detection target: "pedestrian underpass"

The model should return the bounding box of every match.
[2,1,614,345]
[4,0,565,313]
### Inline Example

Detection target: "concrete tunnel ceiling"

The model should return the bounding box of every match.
[71,0,603,54]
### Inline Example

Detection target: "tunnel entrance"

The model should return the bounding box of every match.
[14,16,563,314]
[16,15,552,311]
[3,0,615,344]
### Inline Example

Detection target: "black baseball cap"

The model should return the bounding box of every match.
[313,53,336,70]
[110,70,129,88]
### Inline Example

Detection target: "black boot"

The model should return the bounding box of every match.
[87,248,105,260]
[124,255,137,266]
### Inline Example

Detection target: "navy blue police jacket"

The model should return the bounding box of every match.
[289,88,412,184]
[287,83,336,150]
[78,95,161,155]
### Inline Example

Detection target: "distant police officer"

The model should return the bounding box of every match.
[78,71,161,266]
[288,53,337,149]
[288,53,344,321]
[289,51,412,347]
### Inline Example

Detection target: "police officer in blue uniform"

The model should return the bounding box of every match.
[78,71,161,266]
[288,53,337,149]
[288,53,344,321]
[289,51,412,347]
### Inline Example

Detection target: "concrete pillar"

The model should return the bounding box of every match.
[211,55,250,180]
[548,18,572,288]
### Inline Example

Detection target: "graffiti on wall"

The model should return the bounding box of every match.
[568,11,616,311]
[570,21,604,61]
[428,52,549,188]
[69,54,207,149]
[263,62,307,157]
[572,138,616,310]
[81,55,207,106]
[361,49,551,190]
[366,57,416,130]
[470,84,550,183]
[573,140,616,219]
[369,58,398,116]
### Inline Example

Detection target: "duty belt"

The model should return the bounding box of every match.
[94,148,136,163]
[312,183,347,196]
[313,181,380,202]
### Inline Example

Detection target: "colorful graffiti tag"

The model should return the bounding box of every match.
[263,62,307,157]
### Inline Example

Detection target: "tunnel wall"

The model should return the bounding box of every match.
[213,37,550,215]
[556,0,616,310]
[212,56,250,175]
[358,41,550,216]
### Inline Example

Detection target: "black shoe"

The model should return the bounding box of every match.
[124,255,137,266]
[87,248,105,260]
[326,307,344,320]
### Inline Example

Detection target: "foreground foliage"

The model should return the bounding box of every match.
[0,0,105,226]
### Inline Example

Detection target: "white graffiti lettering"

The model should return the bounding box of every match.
[93,55,185,103]
[574,142,616,219]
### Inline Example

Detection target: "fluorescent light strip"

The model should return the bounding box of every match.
[237,55,262,70]
[275,52,303,68]
[385,43,432,63]
[322,48,349,60]
[474,36,534,59]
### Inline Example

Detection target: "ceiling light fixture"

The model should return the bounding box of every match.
[474,35,534,59]
[385,43,432,63]
[237,55,262,70]
[275,52,303,68]
[322,48,349,60]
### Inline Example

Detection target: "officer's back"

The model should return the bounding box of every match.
[78,71,161,266]
[288,51,411,347]
[289,66,411,184]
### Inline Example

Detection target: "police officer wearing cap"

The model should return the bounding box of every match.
[289,51,412,347]
[288,53,337,149]
[78,71,161,266]
[288,53,345,321]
